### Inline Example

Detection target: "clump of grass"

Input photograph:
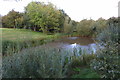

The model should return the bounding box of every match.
[2,39,45,56]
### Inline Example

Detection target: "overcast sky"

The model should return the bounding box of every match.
[0,0,119,21]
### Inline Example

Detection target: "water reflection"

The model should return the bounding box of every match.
[60,37,95,45]
[68,37,78,40]
[71,43,77,48]
[61,37,98,55]
[40,37,98,55]
[63,43,97,54]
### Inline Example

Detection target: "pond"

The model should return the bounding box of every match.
[42,37,99,55]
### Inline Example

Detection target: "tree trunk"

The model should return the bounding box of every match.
[34,26,36,31]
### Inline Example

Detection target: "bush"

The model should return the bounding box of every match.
[96,23,119,44]
[91,48,120,78]
[91,21,120,79]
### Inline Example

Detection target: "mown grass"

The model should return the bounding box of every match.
[1,28,59,41]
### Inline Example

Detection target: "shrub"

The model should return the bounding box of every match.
[91,21,120,79]
[96,23,119,44]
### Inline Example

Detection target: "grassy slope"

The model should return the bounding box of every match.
[1,28,57,42]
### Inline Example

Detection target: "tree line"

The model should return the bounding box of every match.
[1,1,119,36]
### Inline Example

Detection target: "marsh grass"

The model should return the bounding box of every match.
[2,47,69,78]
[2,39,45,56]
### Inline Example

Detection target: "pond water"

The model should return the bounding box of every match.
[59,37,98,54]
[42,37,99,55]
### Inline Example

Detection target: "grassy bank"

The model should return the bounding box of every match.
[1,28,61,56]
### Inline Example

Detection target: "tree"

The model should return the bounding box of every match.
[63,15,75,34]
[94,18,107,33]
[25,2,63,33]
[76,19,95,37]
[2,10,23,28]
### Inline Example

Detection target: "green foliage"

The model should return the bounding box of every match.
[94,18,107,33]
[96,18,119,44]
[91,18,120,79]
[2,48,68,78]
[2,2,66,33]
[63,16,74,34]
[76,19,95,37]
[25,2,64,33]
[91,48,120,78]
[71,18,108,37]
[2,10,23,28]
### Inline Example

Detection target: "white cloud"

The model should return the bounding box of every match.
[0,0,119,21]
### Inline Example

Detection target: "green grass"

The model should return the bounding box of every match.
[1,28,57,42]
[71,68,100,78]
